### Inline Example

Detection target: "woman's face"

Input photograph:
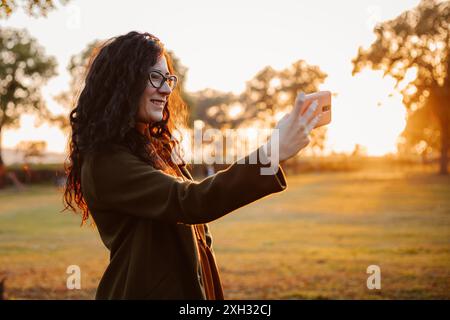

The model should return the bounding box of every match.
[136,55,172,124]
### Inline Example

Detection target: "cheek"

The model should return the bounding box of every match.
[136,86,164,122]
[138,86,156,111]
[142,84,158,99]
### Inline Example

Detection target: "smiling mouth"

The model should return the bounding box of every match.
[150,99,166,108]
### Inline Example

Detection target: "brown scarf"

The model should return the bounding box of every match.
[193,224,225,300]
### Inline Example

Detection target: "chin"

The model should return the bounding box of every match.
[151,113,164,122]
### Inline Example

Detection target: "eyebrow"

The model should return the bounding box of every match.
[150,69,170,76]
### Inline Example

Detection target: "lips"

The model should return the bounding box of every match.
[150,99,166,107]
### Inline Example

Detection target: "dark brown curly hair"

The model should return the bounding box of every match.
[62,31,189,225]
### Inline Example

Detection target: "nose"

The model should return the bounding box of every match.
[158,81,172,95]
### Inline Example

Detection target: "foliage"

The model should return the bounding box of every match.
[16,140,47,163]
[0,0,70,19]
[353,0,449,173]
[0,27,57,166]
[192,60,328,153]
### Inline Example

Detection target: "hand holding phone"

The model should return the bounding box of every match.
[300,91,332,129]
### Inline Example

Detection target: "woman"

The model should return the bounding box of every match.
[63,31,321,299]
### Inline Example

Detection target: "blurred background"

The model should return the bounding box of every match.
[0,0,448,299]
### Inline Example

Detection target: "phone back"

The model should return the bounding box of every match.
[301,91,332,129]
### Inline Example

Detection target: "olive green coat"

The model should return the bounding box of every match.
[81,143,287,299]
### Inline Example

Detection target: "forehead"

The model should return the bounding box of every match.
[151,55,169,74]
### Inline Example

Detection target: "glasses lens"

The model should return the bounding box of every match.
[167,76,177,90]
[149,72,177,90]
[149,72,164,88]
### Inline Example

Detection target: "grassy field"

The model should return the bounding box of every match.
[0,164,449,299]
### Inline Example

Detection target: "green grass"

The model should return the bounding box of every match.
[0,166,449,299]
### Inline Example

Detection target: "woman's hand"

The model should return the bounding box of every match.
[265,92,322,162]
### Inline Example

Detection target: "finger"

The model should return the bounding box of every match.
[292,92,306,117]
[302,100,319,123]
[276,112,289,128]
[303,100,319,123]
[280,112,289,122]
[306,113,322,132]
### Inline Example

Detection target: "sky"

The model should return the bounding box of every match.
[1,0,421,157]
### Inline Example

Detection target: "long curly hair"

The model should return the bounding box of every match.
[62,31,189,225]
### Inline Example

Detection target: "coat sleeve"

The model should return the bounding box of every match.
[88,145,287,225]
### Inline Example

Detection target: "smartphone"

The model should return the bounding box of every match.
[300,91,332,129]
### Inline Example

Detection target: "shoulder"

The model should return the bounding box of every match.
[82,143,157,181]
[87,143,139,163]
[81,143,164,205]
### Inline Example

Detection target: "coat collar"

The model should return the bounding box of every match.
[178,164,194,181]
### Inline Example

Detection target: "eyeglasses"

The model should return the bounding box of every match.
[148,70,178,90]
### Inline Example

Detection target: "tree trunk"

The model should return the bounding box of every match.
[439,116,449,175]
[430,80,449,175]
[0,127,5,188]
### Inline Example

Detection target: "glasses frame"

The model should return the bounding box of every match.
[148,70,178,90]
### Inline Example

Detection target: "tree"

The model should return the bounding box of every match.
[240,66,280,127]
[279,60,328,108]
[351,144,368,158]
[0,27,57,186]
[398,104,440,162]
[53,40,100,130]
[16,140,46,163]
[0,0,70,19]
[190,88,240,128]
[352,0,449,174]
